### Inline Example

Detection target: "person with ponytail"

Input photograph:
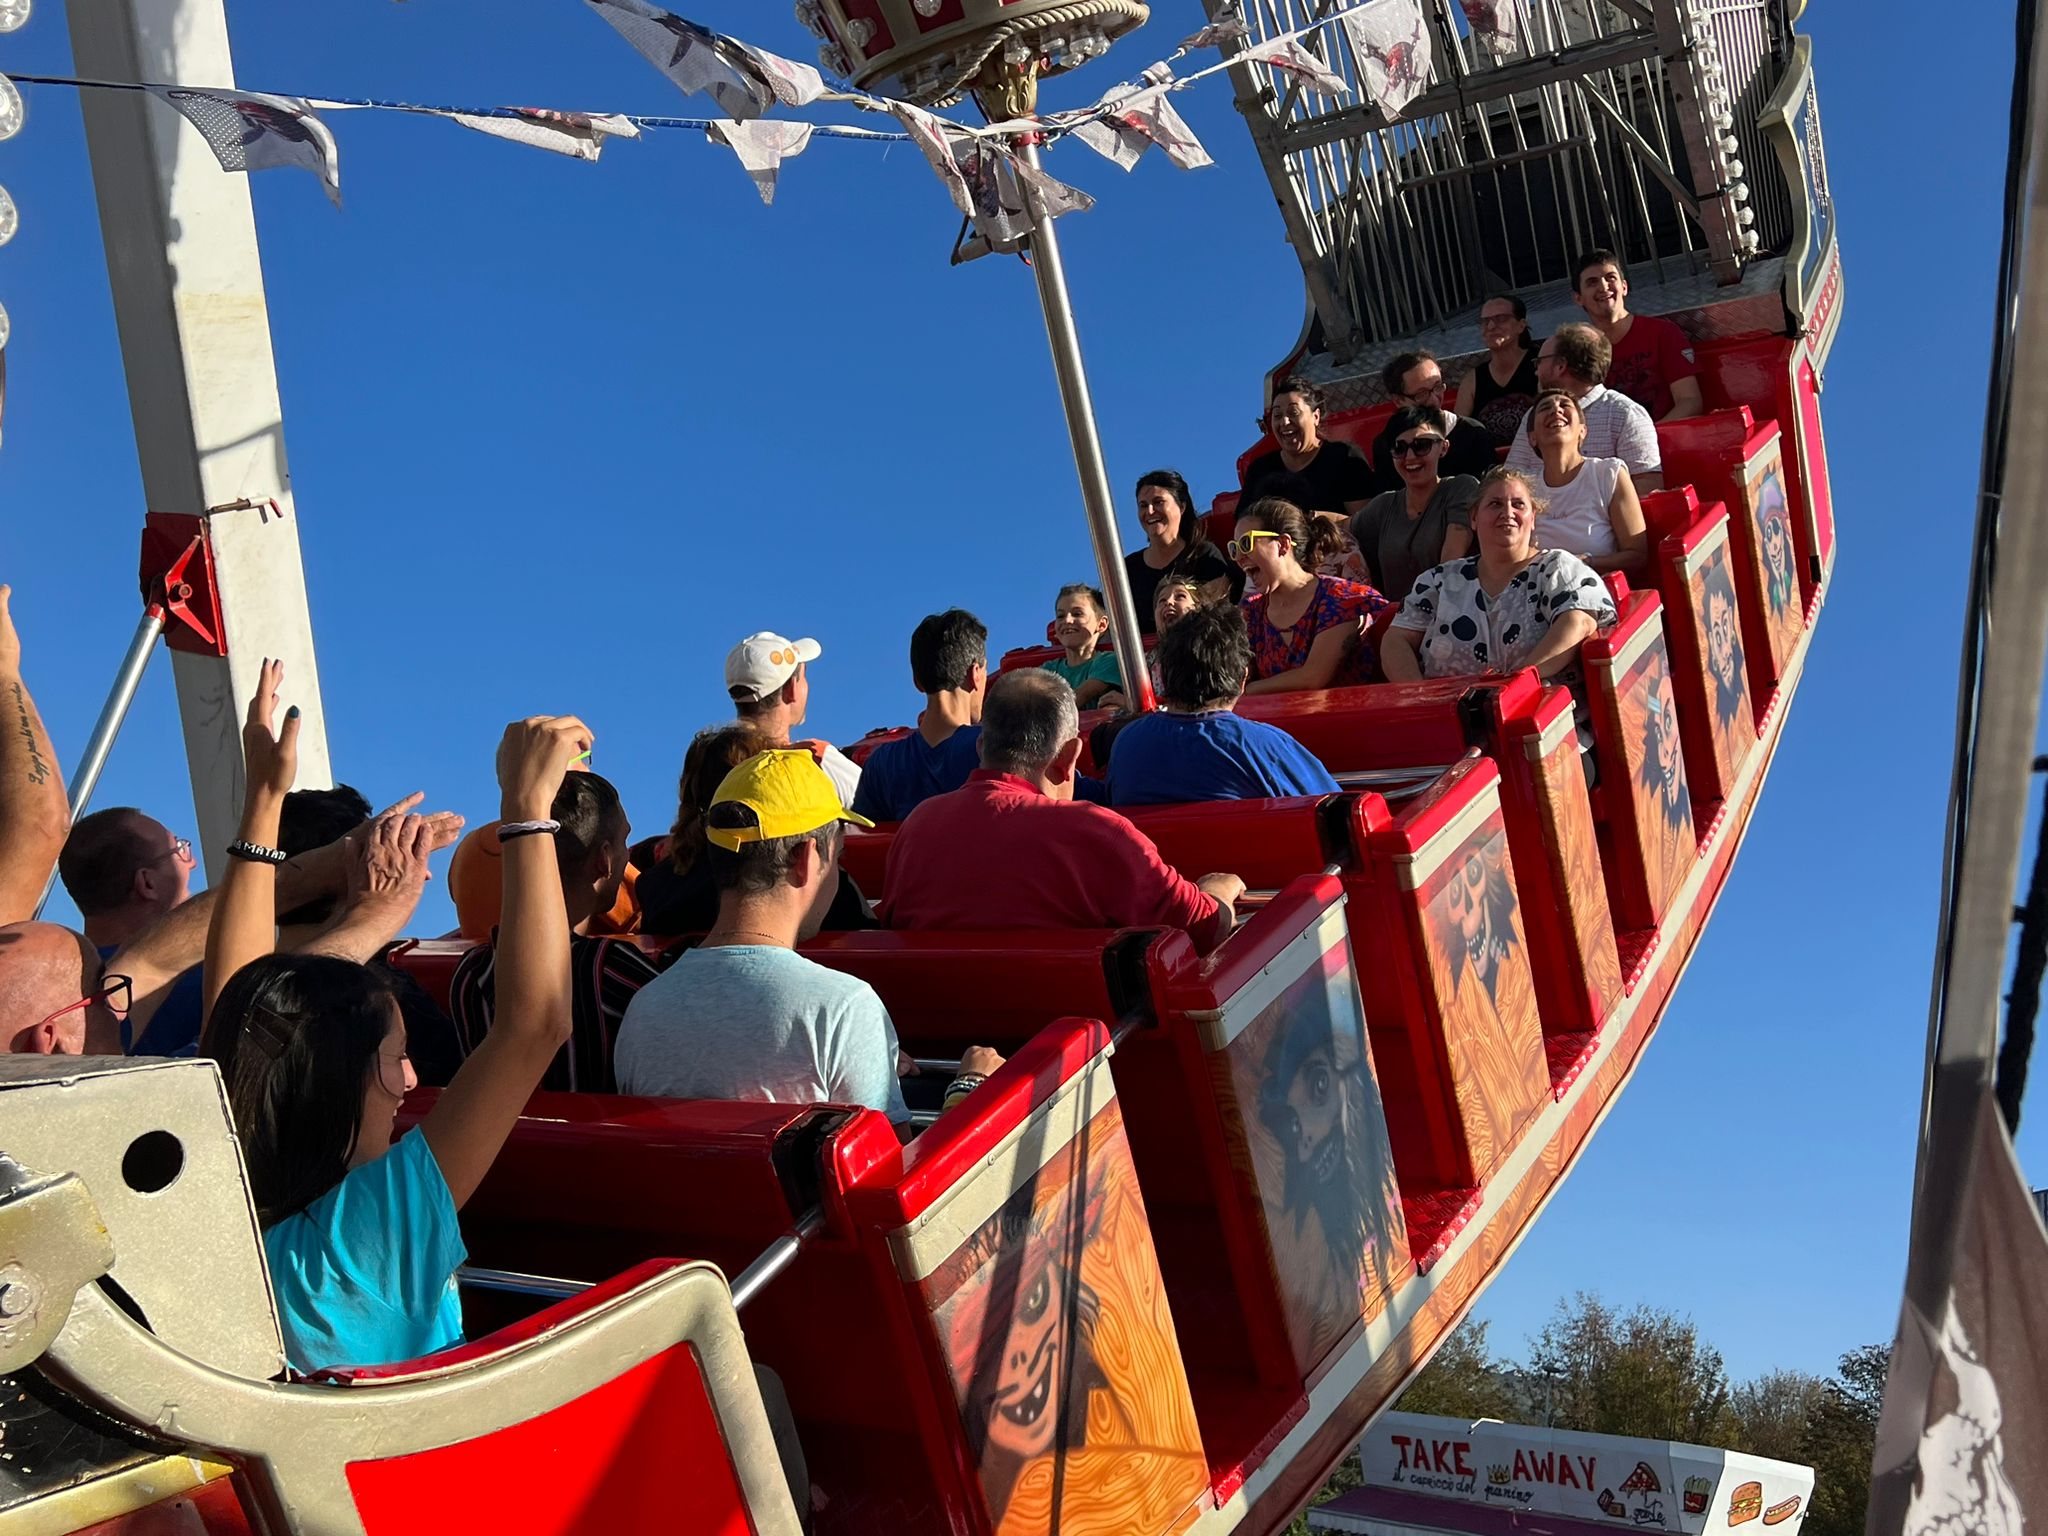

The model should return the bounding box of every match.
[202,660,583,1372]
[1230,497,1390,693]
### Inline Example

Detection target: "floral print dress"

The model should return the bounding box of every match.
[1241,576,1390,686]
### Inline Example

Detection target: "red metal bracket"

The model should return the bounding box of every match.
[139,512,229,657]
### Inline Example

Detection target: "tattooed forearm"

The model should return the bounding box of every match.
[11,681,49,786]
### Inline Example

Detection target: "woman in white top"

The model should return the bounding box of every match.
[1526,388,1648,576]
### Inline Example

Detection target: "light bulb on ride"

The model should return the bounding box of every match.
[1724,156,1743,180]
[0,299,12,350]
[1719,134,1740,156]
[1736,204,1756,228]
[1712,108,1736,132]
[0,184,16,247]
[1729,179,1751,203]
[0,0,27,32]
[0,76,21,141]
[1739,229,1761,255]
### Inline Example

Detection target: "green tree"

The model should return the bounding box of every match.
[1526,1292,1731,1443]
[1394,1318,1521,1421]
[1727,1369,1828,1462]
[1795,1344,1888,1536]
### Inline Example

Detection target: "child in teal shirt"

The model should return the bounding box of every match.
[1040,583,1126,708]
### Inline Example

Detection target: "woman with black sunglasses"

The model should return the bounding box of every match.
[1347,404,1481,604]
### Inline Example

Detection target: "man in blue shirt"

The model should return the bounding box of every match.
[1107,606,1341,807]
[851,608,988,824]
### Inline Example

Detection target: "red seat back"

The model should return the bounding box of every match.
[1642,491,1759,815]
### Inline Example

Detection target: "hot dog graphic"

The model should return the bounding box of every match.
[1763,1495,1802,1526]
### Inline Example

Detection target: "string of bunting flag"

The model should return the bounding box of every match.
[0,0,1443,243]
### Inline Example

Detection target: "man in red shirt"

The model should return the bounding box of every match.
[1572,249,1703,422]
[879,670,1245,953]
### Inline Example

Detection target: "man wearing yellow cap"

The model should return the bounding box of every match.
[612,750,920,1122]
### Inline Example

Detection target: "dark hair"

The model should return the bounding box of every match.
[552,771,625,873]
[702,802,843,897]
[1380,349,1439,397]
[1524,389,1586,445]
[1157,605,1253,711]
[202,953,397,1227]
[58,807,158,917]
[1484,293,1529,322]
[1234,495,1315,573]
[980,670,1079,776]
[1152,572,1207,623]
[1305,511,1354,572]
[1055,583,1107,620]
[670,723,775,878]
[910,609,988,694]
[276,785,375,927]
[1385,403,1449,443]
[1574,248,1625,288]
[1550,322,1612,384]
[1270,376,1324,414]
[1135,470,1213,556]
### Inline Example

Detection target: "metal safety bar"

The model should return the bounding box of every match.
[453,1209,826,1315]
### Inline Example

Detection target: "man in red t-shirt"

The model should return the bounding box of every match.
[878,670,1245,953]
[1572,249,1703,422]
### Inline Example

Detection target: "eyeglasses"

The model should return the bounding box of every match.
[1402,381,1445,403]
[170,837,192,863]
[1392,435,1444,459]
[1479,313,1519,329]
[1228,530,1285,558]
[39,973,131,1034]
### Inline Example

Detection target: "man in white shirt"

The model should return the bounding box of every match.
[1505,323,1664,492]
[724,630,862,804]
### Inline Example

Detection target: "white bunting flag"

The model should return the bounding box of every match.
[706,119,815,204]
[1179,3,1250,51]
[948,143,1095,259]
[1341,0,1434,118]
[1460,0,1524,58]
[1242,36,1350,98]
[888,100,974,214]
[447,108,642,161]
[586,0,826,121]
[157,88,341,204]
[1070,84,1213,172]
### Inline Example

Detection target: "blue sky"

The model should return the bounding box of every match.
[1,0,2028,1385]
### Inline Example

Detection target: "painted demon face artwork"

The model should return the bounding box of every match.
[1637,665,1690,831]
[948,1185,1111,1527]
[1434,845,1519,1004]
[1703,566,1746,731]
[1260,1008,1370,1294]
[1759,481,1797,614]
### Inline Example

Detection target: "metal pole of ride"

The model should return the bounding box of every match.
[31,605,168,918]
[1016,139,1158,715]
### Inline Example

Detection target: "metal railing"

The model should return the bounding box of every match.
[1213,0,1791,358]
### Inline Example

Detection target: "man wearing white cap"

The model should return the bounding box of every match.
[725,630,862,806]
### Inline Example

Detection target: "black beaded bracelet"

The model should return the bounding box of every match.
[943,1073,987,1106]
[226,840,287,865]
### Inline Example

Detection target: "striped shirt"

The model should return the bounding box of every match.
[1504,383,1662,479]
[449,932,667,1094]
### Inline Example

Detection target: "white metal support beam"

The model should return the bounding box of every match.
[67,0,332,882]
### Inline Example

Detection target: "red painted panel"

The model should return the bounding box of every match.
[1795,356,1836,574]
[1584,597,1696,932]
[1491,687,1622,1046]
[71,1477,253,1536]
[1645,499,1755,813]
[346,1344,753,1534]
[833,0,896,59]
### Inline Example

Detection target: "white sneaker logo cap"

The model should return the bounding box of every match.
[725,631,823,701]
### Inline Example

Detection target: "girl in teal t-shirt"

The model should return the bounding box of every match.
[1039,583,1126,708]
[203,662,590,1373]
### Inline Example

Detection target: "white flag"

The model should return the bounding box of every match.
[447,108,641,162]
[1179,3,1249,51]
[1342,0,1434,118]
[707,119,814,204]
[586,0,825,121]
[157,89,341,204]
[1461,0,1524,58]
[1070,84,1213,172]
[1242,36,1349,98]
[887,101,974,214]
[948,145,1095,260]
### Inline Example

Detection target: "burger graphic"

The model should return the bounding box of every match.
[1728,1480,1764,1526]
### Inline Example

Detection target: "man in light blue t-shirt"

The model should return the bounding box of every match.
[616,749,1003,1127]
[1107,605,1340,809]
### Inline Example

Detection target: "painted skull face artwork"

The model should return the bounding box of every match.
[1702,562,1747,732]
[1639,665,1689,828]
[1435,845,1519,1004]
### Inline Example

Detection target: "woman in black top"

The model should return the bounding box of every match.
[1124,469,1240,635]
[1455,294,1542,442]
[1240,376,1376,518]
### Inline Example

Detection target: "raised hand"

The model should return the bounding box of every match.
[350,811,433,916]
[241,658,301,805]
[496,716,593,823]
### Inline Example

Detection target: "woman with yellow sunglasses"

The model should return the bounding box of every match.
[1232,497,1389,695]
